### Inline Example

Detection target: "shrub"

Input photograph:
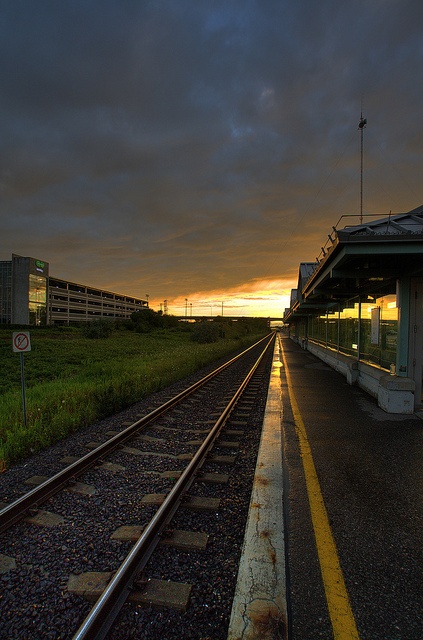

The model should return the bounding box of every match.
[82,319,114,339]
[130,309,180,332]
[134,320,152,334]
[190,321,219,343]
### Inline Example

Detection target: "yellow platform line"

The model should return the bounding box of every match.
[281,340,360,640]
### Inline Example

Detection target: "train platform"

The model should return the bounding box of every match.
[228,333,422,640]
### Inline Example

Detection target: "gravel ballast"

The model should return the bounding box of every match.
[0,342,273,640]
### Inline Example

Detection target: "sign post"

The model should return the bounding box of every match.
[12,331,31,428]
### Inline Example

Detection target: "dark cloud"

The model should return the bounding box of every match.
[1,0,422,314]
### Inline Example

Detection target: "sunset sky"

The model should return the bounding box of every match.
[1,1,422,317]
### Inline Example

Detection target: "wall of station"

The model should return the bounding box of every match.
[293,293,398,372]
[288,285,420,414]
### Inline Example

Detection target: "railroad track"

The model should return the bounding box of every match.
[0,333,275,639]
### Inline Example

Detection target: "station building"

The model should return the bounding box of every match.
[283,205,423,414]
[0,254,148,326]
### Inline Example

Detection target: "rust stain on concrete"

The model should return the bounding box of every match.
[246,600,288,640]
[254,474,270,487]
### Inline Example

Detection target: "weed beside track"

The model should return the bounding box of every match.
[0,322,268,469]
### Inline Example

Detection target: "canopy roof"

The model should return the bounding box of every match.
[284,206,423,321]
[337,205,423,241]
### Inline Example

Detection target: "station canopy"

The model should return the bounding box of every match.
[285,205,423,320]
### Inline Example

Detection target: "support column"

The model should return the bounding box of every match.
[376,277,415,414]
[396,278,410,377]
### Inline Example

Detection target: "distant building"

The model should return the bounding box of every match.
[0,254,148,326]
[283,205,423,414]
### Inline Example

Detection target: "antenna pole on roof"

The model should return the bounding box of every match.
[358,111,367,224]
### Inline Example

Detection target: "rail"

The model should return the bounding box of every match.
[0,333,272,535]
[72,333,275,639]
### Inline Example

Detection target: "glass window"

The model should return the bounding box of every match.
[326,311,338,349]
[360,294,398,370]
[28,274,47,325]
[338,299,360,357]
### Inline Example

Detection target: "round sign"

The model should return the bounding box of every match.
[13,331,31,352]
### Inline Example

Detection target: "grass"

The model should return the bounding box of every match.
[0,323,268,470]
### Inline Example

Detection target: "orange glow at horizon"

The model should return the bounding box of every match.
[149,277,294,318]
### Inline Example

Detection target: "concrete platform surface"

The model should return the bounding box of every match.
[228,334,422,640]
